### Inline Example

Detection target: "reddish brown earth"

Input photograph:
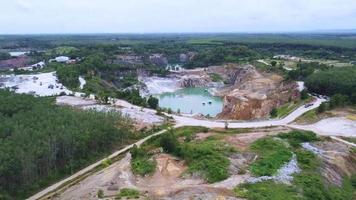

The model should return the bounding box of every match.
[215,64,299,120]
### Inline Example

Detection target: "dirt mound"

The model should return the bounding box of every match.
[224,127,291,151]
[136,153,203,198]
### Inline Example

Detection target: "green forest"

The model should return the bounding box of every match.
[0,90,136,199]
[305,67,356,97]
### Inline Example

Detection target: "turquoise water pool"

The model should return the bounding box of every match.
[157,87,223,116]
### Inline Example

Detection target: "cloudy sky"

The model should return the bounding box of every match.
[0,0,355,34]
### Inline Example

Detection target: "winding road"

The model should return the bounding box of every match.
[28,96,328,200]
[173,97,325,128]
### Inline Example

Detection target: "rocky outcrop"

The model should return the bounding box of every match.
[179,75,210,88]
[217,65,299,120]
[149,54,168,67]
[304,141,356,186]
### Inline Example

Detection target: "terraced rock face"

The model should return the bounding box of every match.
[217,65,299,120]
[179,74,211,88]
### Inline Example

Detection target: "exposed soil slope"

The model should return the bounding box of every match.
[216,64,299,120]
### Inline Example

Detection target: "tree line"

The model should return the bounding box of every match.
[0,90,135,199]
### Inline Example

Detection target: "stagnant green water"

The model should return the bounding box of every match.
[157,87,223,116]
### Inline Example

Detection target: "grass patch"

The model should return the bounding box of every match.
[346,115,356,121]
[277,130,319,147]
[209,73,223,82]
[340,137,356,144]
[235,130,354,200]
[173,126,209,137]
[212,127,253,135]
[275,102,300,118]
[250,137,292,176]
[274,96,313,119]
[180,138,234,182]
[234,181,301,200]
[295,109,319,123]
[116,188,140,199]
[294,149,319,170]
[294,172,354,200]
[130,145,156,176]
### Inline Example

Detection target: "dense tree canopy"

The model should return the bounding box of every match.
[185,46,259,68]
[0,90,135,199]
[0,52,11,60]
[305,67,356,97]
[286,62,331,81]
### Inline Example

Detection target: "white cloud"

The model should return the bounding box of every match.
[0,0,355,33]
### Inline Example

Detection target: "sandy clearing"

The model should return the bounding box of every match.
[54,153,136,200]
[56,96,97,107]
[0,72,78,97]
[55,96,164,126]
[289,117,356,137]
[224,127,291,151]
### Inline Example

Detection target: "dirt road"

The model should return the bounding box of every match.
[173,97,326,128]
[29,96,333,200]
[27,129,169,200]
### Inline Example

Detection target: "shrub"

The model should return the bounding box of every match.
[317,102,327,113]
[278,131,318,147]
[147,96,159,109]
[116,188,140,199]
[131,157,156,176]
[329,94,350,108]
[97,189,104,198]
[351,174,356,188]
[160,132,180,154]
[101,158,112,168]
[188,153,229,182]
[300,89,309,100]
[179,139,232,183]
[295,149,319,170]
[270,108,278,118]
[130,145,156,176]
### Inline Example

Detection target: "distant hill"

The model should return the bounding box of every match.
[311,29,356,34]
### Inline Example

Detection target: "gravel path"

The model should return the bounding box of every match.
[289,117,356,137]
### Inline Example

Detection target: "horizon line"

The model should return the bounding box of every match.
[1,29,356,36]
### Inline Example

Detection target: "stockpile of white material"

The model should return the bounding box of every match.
[79,76,86,89]
[0,72,73,97]
[297,81,305,92]
[140,76,181,95]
